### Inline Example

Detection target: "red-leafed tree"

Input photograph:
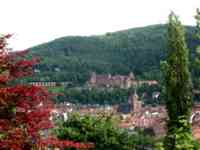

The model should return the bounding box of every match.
[0,35,93,150]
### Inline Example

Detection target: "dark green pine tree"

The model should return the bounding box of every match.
[161,12,197,150]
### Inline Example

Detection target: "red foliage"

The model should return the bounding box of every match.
[0,35,94,150]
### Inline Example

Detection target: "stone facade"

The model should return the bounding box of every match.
[129,93,142,113]
[87,72,158,88]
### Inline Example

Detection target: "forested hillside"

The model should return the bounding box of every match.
[28,25,198,85]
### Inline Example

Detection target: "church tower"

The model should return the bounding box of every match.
[128,91,142,113]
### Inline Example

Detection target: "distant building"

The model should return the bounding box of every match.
[129,93,142,113]
[117,92,142,114]
[87,72,157,89]
[28,81,69,87]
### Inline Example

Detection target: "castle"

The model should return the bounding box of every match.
[87,72,158,88]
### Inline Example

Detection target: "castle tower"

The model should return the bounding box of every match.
[125,72,135,88]
[108,73,111,79]
[129,72,135,80]
[89,72,97,85]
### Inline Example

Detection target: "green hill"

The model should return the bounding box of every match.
[28,24,199,85]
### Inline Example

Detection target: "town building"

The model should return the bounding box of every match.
[28,81,69,87]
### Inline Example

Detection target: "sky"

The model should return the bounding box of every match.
[1,0,200,50]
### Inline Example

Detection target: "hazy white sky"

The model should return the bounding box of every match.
[1,0,200,50]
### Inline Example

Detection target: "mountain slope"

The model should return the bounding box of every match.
[28,24,198,84]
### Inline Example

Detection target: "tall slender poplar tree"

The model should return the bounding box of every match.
[161,12,196,149]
